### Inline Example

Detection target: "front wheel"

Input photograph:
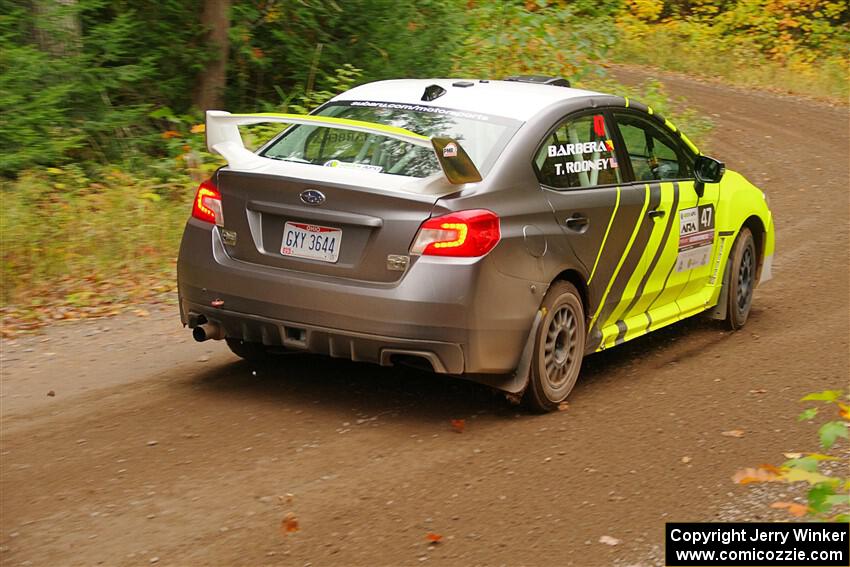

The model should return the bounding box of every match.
[524,281,586,412]
[726,227,756,330]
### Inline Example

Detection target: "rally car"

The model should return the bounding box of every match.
[177,75,774,411]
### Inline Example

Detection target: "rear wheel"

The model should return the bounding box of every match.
[524,281,586,412]
[225,338,271,361]
[726,227,756,330]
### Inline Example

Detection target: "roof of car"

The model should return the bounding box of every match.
[331,79,604,122]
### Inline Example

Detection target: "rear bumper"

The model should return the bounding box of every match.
[177,220,543,374]
[182,301,465,373]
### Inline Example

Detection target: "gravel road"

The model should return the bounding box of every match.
[1,70,848,567]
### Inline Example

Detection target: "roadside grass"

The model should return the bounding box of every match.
[610,20,849,102]
[0,167,192,335]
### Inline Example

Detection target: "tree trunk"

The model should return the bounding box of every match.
[33,0,81,56]
[193,0,231,111]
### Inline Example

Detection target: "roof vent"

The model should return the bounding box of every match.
[421,84,447,101]
[504,75,571,88]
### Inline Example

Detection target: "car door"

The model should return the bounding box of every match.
[533,110,655,352]
[609,109,719,334]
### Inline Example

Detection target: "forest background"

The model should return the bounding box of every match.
[1,0,847,332]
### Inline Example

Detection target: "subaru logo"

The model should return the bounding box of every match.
[300,189,325,206]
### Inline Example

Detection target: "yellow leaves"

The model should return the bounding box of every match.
[627,0,664,21]
[161,130,180,139]
[771,502,809,517]
[782,468,833,485]
[838,403,850,420]
[733,462,834,486]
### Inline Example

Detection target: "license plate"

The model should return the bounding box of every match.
[281,221,341,263]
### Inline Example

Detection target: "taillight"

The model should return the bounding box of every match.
[191,179,223,226]
[410,209,501,257]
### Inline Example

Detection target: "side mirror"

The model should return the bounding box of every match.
[693,155,725,198]
[694,156,726,197]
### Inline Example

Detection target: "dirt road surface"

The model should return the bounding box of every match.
[2,71,848,567]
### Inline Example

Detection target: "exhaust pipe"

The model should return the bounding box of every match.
[193,322,225,342]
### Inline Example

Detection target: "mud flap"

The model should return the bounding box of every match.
[465,309,543,399]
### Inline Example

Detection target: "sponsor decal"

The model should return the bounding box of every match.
[547,140,612,157]
[322,159,383,172]
[676,204,715,272]
[348,100,490,122]
[443,142,458,158]
[554,158,616,176]
[708,236,727,285]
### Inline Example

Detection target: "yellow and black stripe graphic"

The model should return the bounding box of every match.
[613,181,681,344]
[585,183,653,351]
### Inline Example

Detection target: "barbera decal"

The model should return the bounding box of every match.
[547,139,613,157]
[676,204,715,271]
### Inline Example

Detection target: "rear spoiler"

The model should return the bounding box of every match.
[205,110,482,185]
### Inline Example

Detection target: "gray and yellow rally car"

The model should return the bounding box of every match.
[177,75,774,411]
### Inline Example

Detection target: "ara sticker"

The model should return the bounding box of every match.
[442,142,458,158]
[547,140,613,158]
[676,204,715,272]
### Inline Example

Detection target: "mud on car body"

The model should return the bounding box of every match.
[177,75,775,411]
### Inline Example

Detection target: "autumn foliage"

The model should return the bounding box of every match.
[733,389,849,522]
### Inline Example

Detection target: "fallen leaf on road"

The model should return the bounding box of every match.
[426,533,442,544]
[599,535,621,546]
[749,389,767,394]
[134,308,150,317]
[732,466,781,484]
[722,429,745,438]
[782,468,832,485]
[783,452,803,459]
[770,502,808,517]
[450,419,465,433]
[558,402,569,411]
[280,512,299,535]
[47,390,55,397]
[681,456,692,464]
[278,493,294,505]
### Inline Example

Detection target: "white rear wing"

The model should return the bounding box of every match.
[205,110,481,185]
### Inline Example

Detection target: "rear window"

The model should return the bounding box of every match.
[260,101,522,179]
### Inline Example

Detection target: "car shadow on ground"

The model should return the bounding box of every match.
[184,312,744,421]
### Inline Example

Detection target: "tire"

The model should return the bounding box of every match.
[524,281,586,412]
[726,227,756,330]
[225,337,272,361]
